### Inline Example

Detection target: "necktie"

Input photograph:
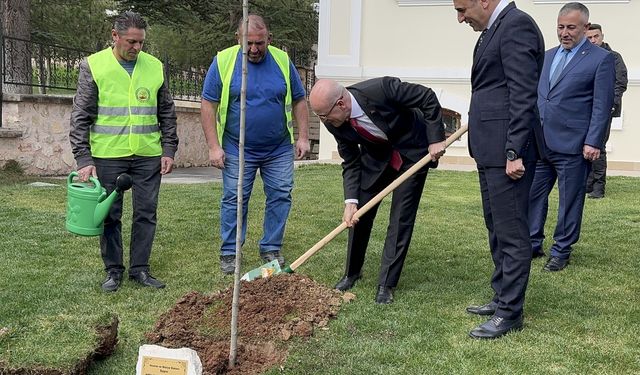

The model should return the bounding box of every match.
[474,29,488,56]
[349,118,402,171]
[550,49,570,87]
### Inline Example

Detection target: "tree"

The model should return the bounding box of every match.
[117,0,318,70]
[2,0,32,94]
[30,0,117,51]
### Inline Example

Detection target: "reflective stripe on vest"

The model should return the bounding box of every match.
[215,45,293,145]
[87,48,164,158]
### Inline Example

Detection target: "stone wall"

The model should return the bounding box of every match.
[0,94,318,175]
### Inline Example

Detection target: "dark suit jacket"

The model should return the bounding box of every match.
[538,42,615,154]
[468,2,545,167]
[323,76,445,200]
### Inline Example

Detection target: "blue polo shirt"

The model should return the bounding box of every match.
[202,49,306,160]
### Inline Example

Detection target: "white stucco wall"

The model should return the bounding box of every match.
[316,0,640,171]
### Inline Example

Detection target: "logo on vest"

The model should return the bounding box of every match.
[136,87,151,102]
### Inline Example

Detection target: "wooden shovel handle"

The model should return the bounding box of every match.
[286,124,469,273]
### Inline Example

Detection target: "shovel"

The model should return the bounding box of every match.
[240,124,469,281]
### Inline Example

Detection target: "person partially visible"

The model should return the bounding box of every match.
[200,15,310,275]
[529,2,615,271]
[309,77,446,305]
[585,23,628,199]
[453,0,545,339]
[70,11,178,292]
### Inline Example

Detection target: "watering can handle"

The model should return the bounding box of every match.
[68,171,102,192]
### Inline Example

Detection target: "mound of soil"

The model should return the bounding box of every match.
[146,274,351,374]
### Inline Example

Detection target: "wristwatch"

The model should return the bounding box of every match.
[506,149,518,161]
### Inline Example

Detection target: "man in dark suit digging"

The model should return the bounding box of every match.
[309,77,446,305]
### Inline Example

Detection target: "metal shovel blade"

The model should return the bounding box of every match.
[240,259,282,281]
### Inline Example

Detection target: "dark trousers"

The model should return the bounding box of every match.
[586,116,612,196]
[94,156,161,276]
[345,164,428,288]
[529,152,590,259]
[477,163,535,319]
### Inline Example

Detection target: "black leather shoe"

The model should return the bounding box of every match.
[101,273,122,292]
[469,315,523,339]
[334,274,361,291]
[466,301,497,316]
[532,250,546,259]
[543,256,569,272]
[129,271,165,289]
[375,286,394,304]
[587,192,604,199]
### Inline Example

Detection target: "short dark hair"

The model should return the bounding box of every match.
[589,23,602,32]
[113,11,147,34]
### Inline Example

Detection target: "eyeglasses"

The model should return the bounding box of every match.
[315,95,343,121]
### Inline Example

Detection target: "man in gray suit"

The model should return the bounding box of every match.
[453,0,544,339]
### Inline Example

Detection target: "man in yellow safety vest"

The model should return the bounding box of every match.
[70,11,179,292]
[200,14,310,275]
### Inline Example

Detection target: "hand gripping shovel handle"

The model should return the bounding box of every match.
[284,124,469,273]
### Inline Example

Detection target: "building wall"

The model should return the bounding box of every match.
[316,0,640,171]
[0,94,208,175]
[0,95,320,175]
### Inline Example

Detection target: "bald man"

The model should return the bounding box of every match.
[309,77,446,304]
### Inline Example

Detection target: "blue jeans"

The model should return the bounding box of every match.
[220,148,294,256]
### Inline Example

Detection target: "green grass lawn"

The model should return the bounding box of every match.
[0,165,639,374]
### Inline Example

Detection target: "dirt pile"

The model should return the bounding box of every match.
[146,273,350,374]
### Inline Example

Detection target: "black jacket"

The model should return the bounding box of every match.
[323,76,445,200]
[601,42,628,117]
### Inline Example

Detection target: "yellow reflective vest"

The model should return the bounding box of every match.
[215,45,294,145]
[87,48,163,158]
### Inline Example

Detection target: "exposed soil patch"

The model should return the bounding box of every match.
[0,316,119,375]
[146,273,349,374]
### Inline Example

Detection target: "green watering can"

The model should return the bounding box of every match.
[65,172,133,236]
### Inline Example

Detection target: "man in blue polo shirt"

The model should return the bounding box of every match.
[201,14,310,274]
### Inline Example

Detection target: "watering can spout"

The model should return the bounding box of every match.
[93,173,133,227]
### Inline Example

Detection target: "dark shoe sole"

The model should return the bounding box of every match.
[466,307,496,316]
[469,325,523,339]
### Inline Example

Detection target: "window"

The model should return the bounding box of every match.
[442,108,462,138]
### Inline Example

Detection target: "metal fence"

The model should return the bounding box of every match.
[0,35,210,99]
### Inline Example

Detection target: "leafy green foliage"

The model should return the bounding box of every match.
[118,0,318,69]
[30,0,117,51]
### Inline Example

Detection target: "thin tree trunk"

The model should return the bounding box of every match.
[229,0,249,369]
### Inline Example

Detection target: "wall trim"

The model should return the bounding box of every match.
[313,66,640,86]
[317,0,362,73]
